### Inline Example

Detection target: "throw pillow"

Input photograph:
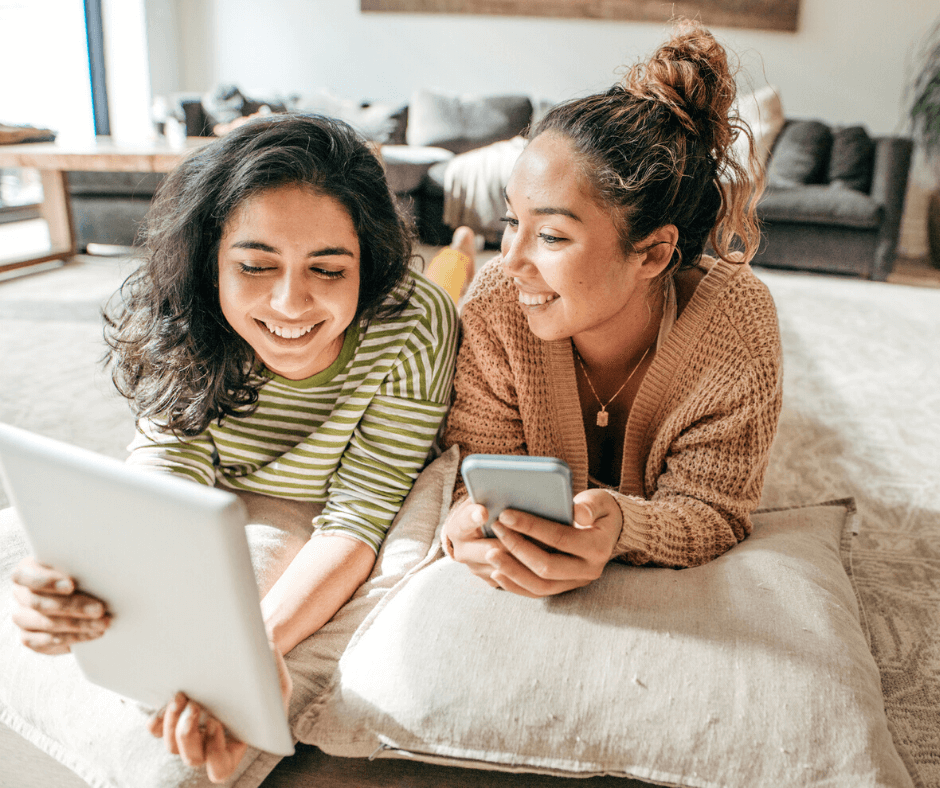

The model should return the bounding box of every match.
[301,500,914,788]
[406,89,533,154]
[0,447,459,788]
[767,120,834,188]
[730,84,786,168]
[827,125,875,193]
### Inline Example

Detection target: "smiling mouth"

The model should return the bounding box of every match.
[517,291,558,306]
[258,319,318,339]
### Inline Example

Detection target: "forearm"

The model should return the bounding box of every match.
[260,534,376,656]
[611,492,747,568]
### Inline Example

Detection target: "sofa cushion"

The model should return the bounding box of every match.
[379,145,454,194]
[406,90,533,154]
[759,184,883,229]
[302,500,914,787]
[767,120,833,188]
[292,90,409,145]
[828,125,875,193]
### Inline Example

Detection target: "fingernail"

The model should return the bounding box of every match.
[55,579,73,593]
[490,521,506,537]
[470,509,485,525]
[84,602,103,617]
[498,510,516,526]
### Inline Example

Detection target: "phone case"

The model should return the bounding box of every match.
[460,454,573,538]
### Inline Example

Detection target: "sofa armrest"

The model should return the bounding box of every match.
[869,136,913,280]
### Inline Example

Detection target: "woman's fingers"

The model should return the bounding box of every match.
[12,582,108,621]
[150,693,248,783]
[175,700,209,768]
[12,557,110,644]
[205,720,248,784]
[443,500,499,570]
[483,494,624,597]
[161,693,187,755]
[11,580,110,654]
[12,557,75,594]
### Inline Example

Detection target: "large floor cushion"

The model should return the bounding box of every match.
[302,500,915,788]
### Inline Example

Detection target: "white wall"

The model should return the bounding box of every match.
[161,0,938,137]
[0,0,95,141]
[146,0,939,255]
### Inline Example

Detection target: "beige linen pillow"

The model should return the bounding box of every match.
[0,446,458,788]
[301,500,915,788]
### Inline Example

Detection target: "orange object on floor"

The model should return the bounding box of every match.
[425,247,474,305]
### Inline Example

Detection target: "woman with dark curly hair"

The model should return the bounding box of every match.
[11,113,458,781]
[441,21,783,597]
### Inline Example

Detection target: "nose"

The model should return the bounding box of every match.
[500,228,533,280]
[270,271,311,317]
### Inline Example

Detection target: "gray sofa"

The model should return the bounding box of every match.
[67,88,537,250]
[752,120,913,281]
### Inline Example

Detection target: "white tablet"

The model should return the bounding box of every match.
[0,422,294,756]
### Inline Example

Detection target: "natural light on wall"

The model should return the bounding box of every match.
[101,0,155,142]
[0,0,95,141]
[0,0,154,143]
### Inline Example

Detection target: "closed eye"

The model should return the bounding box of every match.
[312,267,345,280]
[238,262,273,274]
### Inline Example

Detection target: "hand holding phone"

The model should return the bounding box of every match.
[460,454,573,538]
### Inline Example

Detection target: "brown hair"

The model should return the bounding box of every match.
[104,113,414,437]
[530,19,763,272]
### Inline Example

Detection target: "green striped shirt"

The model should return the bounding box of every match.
[127,272,458,552]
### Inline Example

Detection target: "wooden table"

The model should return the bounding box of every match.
[0,136,212,274]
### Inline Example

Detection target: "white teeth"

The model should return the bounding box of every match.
[517,291,558,306]
[264,322,315,339]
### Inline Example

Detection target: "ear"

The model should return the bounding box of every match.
[635,225,679,280]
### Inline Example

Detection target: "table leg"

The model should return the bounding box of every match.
[0,169,76,274]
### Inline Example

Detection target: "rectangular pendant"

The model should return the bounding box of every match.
[596,410,609,427]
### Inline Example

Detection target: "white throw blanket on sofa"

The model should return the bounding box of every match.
[442,136,525,244]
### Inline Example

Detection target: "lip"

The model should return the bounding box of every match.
[513,281,559,307]
[255,318,322,342]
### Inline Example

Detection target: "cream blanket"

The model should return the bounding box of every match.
[442,136,525,244]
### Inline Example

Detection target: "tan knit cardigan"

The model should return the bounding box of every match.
[443,255,783,568]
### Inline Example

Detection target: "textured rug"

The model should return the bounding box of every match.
[754,268,940,788]
[0,257,938,786]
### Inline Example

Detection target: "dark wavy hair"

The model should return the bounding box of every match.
[530,19,763,274]
[104,113,415,436]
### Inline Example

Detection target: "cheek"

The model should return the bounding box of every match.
[217,274,259,320]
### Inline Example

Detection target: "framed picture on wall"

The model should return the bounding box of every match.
[361,1,800,32]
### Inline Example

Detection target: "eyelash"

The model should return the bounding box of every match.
[237,263,345,279]
[500,217,564,245]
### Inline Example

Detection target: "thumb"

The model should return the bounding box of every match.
[572,498,596,527]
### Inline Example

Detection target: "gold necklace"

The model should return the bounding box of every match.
[574,344,653,427]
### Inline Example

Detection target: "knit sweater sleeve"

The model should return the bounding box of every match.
[611,341,782,568]
[442,263,528,503]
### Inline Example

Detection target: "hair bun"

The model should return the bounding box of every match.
[622,19,736,147]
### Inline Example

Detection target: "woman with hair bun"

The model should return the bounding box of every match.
[440,20,783,597]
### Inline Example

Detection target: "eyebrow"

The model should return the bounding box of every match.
[503,189,583,223]
[229,240,356,258]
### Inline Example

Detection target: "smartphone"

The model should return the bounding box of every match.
[460,454,573,538]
